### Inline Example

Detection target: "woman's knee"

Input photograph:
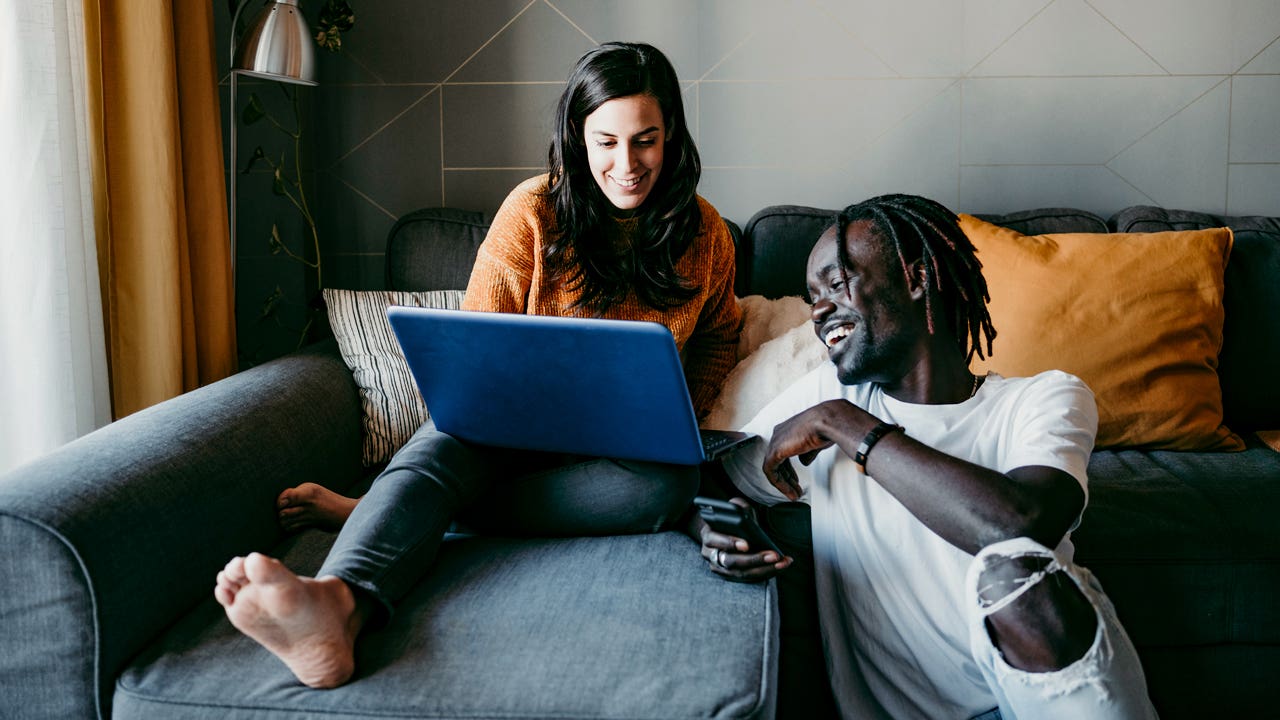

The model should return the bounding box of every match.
[614,460,700,530]
[374,426,493,504]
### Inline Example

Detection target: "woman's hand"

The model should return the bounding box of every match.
[698,498,792,582]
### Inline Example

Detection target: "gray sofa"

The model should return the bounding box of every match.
[1,203,1276,719]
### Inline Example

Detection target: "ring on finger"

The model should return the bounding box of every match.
[715,549,725,567]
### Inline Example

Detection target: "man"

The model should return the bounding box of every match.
[706,194,1157,719]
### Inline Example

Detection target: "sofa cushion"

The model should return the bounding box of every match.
[736,206,835,298]
[961,214,1241,451]
[113,530,777,719]
[1074,437,1280,648]
[706,321,826,433]
[734,294,811,362]
[386,208,493,292]
[704,295,817,431]
[324,289,466,466]
[1110,206,1280,432]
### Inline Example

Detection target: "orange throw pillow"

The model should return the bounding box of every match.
[961,214,1242,451]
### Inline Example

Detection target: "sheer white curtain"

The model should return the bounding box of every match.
[0,0,110,475]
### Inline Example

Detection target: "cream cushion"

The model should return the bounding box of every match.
[324,288,466,465]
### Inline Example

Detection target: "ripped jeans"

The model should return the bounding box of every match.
[319,420,700,623]
[966,537,1159,720]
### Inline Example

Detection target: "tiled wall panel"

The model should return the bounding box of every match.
[217,0,1280,358]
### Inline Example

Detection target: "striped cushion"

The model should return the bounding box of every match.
[323,289,466,465]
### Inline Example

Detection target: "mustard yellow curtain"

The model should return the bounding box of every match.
[84,0,236,418]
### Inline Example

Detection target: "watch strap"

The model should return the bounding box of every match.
[853,421,903,474]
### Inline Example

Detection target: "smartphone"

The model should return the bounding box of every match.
[693,496,783,556]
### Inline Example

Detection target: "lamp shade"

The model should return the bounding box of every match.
[233,0,317,85]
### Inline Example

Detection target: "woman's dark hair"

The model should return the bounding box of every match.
[544,42,702,313]
[830,194,997,362]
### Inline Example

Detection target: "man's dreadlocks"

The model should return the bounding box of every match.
[829,193,996,362]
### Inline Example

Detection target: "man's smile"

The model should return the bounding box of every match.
[822,322,856,348]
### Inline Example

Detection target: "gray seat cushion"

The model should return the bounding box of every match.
[114,530,777,719]
[1075,437,1280,648]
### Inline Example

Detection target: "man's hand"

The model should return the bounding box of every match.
[763,399,870,500]
[699,498,792,582]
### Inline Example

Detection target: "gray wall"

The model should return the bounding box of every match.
[218,0,1280,360]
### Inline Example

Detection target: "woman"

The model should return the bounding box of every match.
[213,42,745,689]
[276,41,741,534]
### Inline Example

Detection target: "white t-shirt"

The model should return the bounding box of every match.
[724,364,1097,720]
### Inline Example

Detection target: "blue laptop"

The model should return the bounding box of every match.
[386,306,755,466]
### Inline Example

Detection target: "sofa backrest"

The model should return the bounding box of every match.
[384,207,742,291]
[734,205,1108,299]
[733,206,834,299]
[386,208,494,292]
[382,204,1276,433]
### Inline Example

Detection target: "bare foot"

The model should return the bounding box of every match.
[277,483,361,532]
[214,552,365,688]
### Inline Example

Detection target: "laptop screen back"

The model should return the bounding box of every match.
[386,306,707,465]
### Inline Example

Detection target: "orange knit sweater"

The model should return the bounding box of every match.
[461,175,742,417]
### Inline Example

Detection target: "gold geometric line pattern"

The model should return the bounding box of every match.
[441,0,538,85]
[1083,0,1171,75]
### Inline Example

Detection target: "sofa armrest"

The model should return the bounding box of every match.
[0,342,364,719]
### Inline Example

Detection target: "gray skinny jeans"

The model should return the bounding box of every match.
[318,419,700,622]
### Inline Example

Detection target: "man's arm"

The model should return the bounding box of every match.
[763,398,1085,555]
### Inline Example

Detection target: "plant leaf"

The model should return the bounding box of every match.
[240,145,266,174]
[260,286,284,319]
[272,167,285,195]
[268,223,283,254]
[241,93,266,125]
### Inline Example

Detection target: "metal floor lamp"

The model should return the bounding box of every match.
[228,0,317,294]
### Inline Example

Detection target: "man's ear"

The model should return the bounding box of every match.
[906,259,927,301]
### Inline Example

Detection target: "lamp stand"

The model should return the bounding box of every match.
[227,0,317,317]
